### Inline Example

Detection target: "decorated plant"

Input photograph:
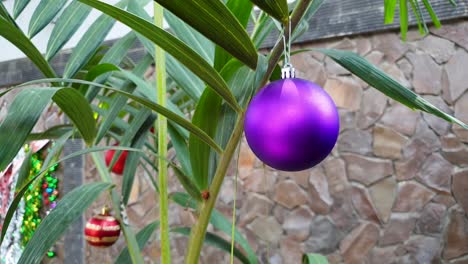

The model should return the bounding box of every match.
[0,0,465,263]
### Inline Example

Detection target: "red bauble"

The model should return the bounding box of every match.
[84,208,121,248]
[104,143,128,175]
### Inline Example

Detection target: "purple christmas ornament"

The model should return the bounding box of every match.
[244,78,339,171]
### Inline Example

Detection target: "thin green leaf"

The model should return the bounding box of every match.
[384,0,397,24]
[166,55,204,101]
[52,88,97,146]
[421,0,441,28]
[316,48,468,130]
[0,2,17,26]
[121,115,154,205]
[202,59,247,184]
[116,68,186,119]
[0,16,56,78]
[115,221,160,264]
[409,0,429,35]
[171,192,258,264]
[164,10,214,64]
[95,55,152,142]
[119,137,143,198]
[302,253,329,264]
[114,67,195,146]
[168,124,192,178]
[208,56,267,184]
[13,0,30,18]
[189,89,223,190]
[0,88,56,172]
[26,125,75,141]
[154,0,258,69]
[172,227,250,264]
[399,0,408,40]
[448,0,457,6]
[85,31,138,101]
[18,183,113,263]
[251,12,275,48]
[83,63,120,84]
[19,77,224,154]
[249,0,289,23]
[79,0,241,111]
[42,130,73,171]
[1,178,34,244]
[63,1,127,78]
[172,164,202,202]
[28,0,68,38]
[213,0,253,70]
[127,2,204,102]
[293,0,325,41]
[108,108,151,172]
[15,148,32,192]
[0,87,95,172]
[46,1,93,60]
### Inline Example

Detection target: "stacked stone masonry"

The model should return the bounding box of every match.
[82,20,468,264]
[2,20,468,264]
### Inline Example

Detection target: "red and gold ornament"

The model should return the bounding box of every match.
[104,143,128,175]
[84,207,121,247]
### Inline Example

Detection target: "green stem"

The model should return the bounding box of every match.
[185,113,245,264]
[154,3,171,264]
[184,1,313,263]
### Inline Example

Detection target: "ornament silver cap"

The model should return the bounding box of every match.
[281,63,296,79]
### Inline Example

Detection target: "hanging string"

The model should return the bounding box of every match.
[262,162,271,260]
[230,140,242,264]
[281,16,295,79]
[282,17,292,67]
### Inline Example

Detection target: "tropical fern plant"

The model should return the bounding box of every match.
[0,0,464,263]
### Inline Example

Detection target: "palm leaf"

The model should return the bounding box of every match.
[0,2,17,26]
[13,0,31,18]
[0,16,56,78]
[18,77,224,153]
[302,253,329,264]
[171,192,258,264]
[46,1,92,60]
[63,0,127,78]
[249,0,289,23]
[154,0,258,69]
[172,227,250,264]
[78,0,242,112]
[317,48,468,129]
[126,1,204,101]
[28,0,68,38]
[115,221,160,264]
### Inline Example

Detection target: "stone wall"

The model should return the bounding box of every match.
[82,20,468,263]
[84,20,468,264]
[2,20,468,264]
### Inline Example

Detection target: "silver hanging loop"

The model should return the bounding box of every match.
[281,17,295,79]
[282,63,295,79]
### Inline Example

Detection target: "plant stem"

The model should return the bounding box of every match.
[154,3,171,264]
[184,1,313,263]
[185,113,245,264]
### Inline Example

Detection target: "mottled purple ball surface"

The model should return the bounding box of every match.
[245,78,339,171]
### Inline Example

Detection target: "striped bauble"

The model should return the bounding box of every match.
[84,207,121,247]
